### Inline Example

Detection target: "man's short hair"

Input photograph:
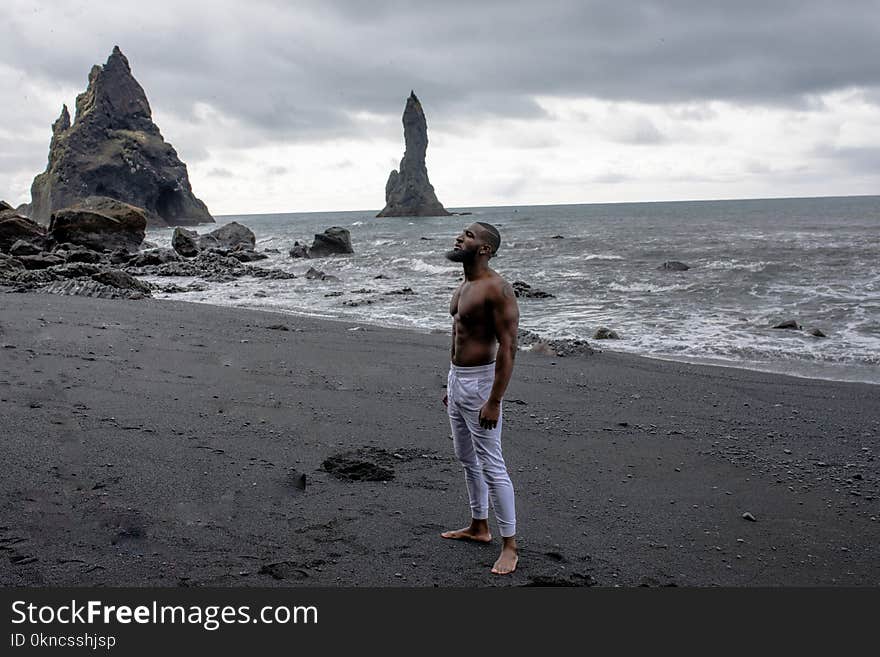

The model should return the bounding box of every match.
[476,222,501,256]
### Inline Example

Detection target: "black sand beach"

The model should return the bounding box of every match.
[1,293,878,587]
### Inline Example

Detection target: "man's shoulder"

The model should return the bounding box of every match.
[486,272,515,299]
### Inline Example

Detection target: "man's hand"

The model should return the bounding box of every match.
[479,400,501,430]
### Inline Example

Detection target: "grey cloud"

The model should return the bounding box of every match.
[608,116,666,144]
[592,172,633,184]
[4,0,879,144]
[2,0,880,198]
[813,144,880,172]
[207,168,235,178]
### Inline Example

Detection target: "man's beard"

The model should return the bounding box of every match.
[445,248,473,263]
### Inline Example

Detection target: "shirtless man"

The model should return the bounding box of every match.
[442,222,520,575]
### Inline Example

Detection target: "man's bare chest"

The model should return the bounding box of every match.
[451,284,491,324]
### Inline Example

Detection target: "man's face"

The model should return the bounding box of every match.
[446,224,488,262]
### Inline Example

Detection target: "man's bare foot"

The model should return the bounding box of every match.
[491,538,518,575]
[440,519,492,543]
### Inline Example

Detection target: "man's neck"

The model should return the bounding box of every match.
[462,259,491,281]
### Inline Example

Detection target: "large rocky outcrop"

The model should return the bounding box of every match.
[48,197,147,252]
[29,46,213,228]
[376,91,450,218]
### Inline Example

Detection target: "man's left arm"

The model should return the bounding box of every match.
[480,280,520,429]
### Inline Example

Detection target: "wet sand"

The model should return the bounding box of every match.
[1,293,878,586]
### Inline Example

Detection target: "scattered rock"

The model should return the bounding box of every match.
[659,261,690,271]
[127,248,181,267]
[593,327,620,340]
[551,235,565,239]
[16,254,65,270]
[289,470,307,491]
[228,250,267,262]
[304,266,339,282]
[92,268,152,294]
[772,319,801,330]
[172,227,200,257]
[289,242,310,259]
[42,278,148,300]
[807,327,827,338]
[384,287,416,295]
[377,91,450,217]
[0,214,48,252]
[9,240,43,257]
[197,221,256,252]
[266,324,289,331]
[0,253,25,275]
[171,222,256,257]
[742,512,757,522]
[50,262,102,279]
[512,280,555,299]
[55,243,104,264]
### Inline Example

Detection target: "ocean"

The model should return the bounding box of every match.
[144,195,880,385]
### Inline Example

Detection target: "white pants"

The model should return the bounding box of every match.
[447,362,516,537]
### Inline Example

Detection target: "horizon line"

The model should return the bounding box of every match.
[214,192,880,218]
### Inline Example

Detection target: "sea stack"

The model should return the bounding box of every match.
[377,91,450,218]
[29,46,213,227]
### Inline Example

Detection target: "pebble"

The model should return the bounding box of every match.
[742,512,757,522]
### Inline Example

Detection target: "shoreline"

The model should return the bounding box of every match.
[1,292,878,586]
[147,294,880,388]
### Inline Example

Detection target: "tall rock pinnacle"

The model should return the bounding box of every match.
[29,46,213,227]
[377,91,450,217]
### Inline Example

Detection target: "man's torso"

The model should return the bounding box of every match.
[450,273,501,366]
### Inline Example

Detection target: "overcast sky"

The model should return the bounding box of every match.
[2,0,879,214]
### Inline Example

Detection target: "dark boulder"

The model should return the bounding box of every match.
[50,262,102,278]
[0,253,25,275]
[127,248,181,267]
[28,47,212,227]
[512,280,555,299]
[16,253,66,270]
[659,261,690,271]
[198,221,256,252]
[305,266,339,282]
[807,327,827,338]
[9,240,43,257]
[92,268,152,294]
[53,243,104,264]
[172,227,200,257]
[42,278,149,300]
[289,241,310,259]
[228,250,267,262]
[107,248,132,265]
[0,214,48,252]
[172,222,256,257]
[48,198,147,252]
[308,227,354,257]
[0,200,13,212]
[593,327,621,340]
